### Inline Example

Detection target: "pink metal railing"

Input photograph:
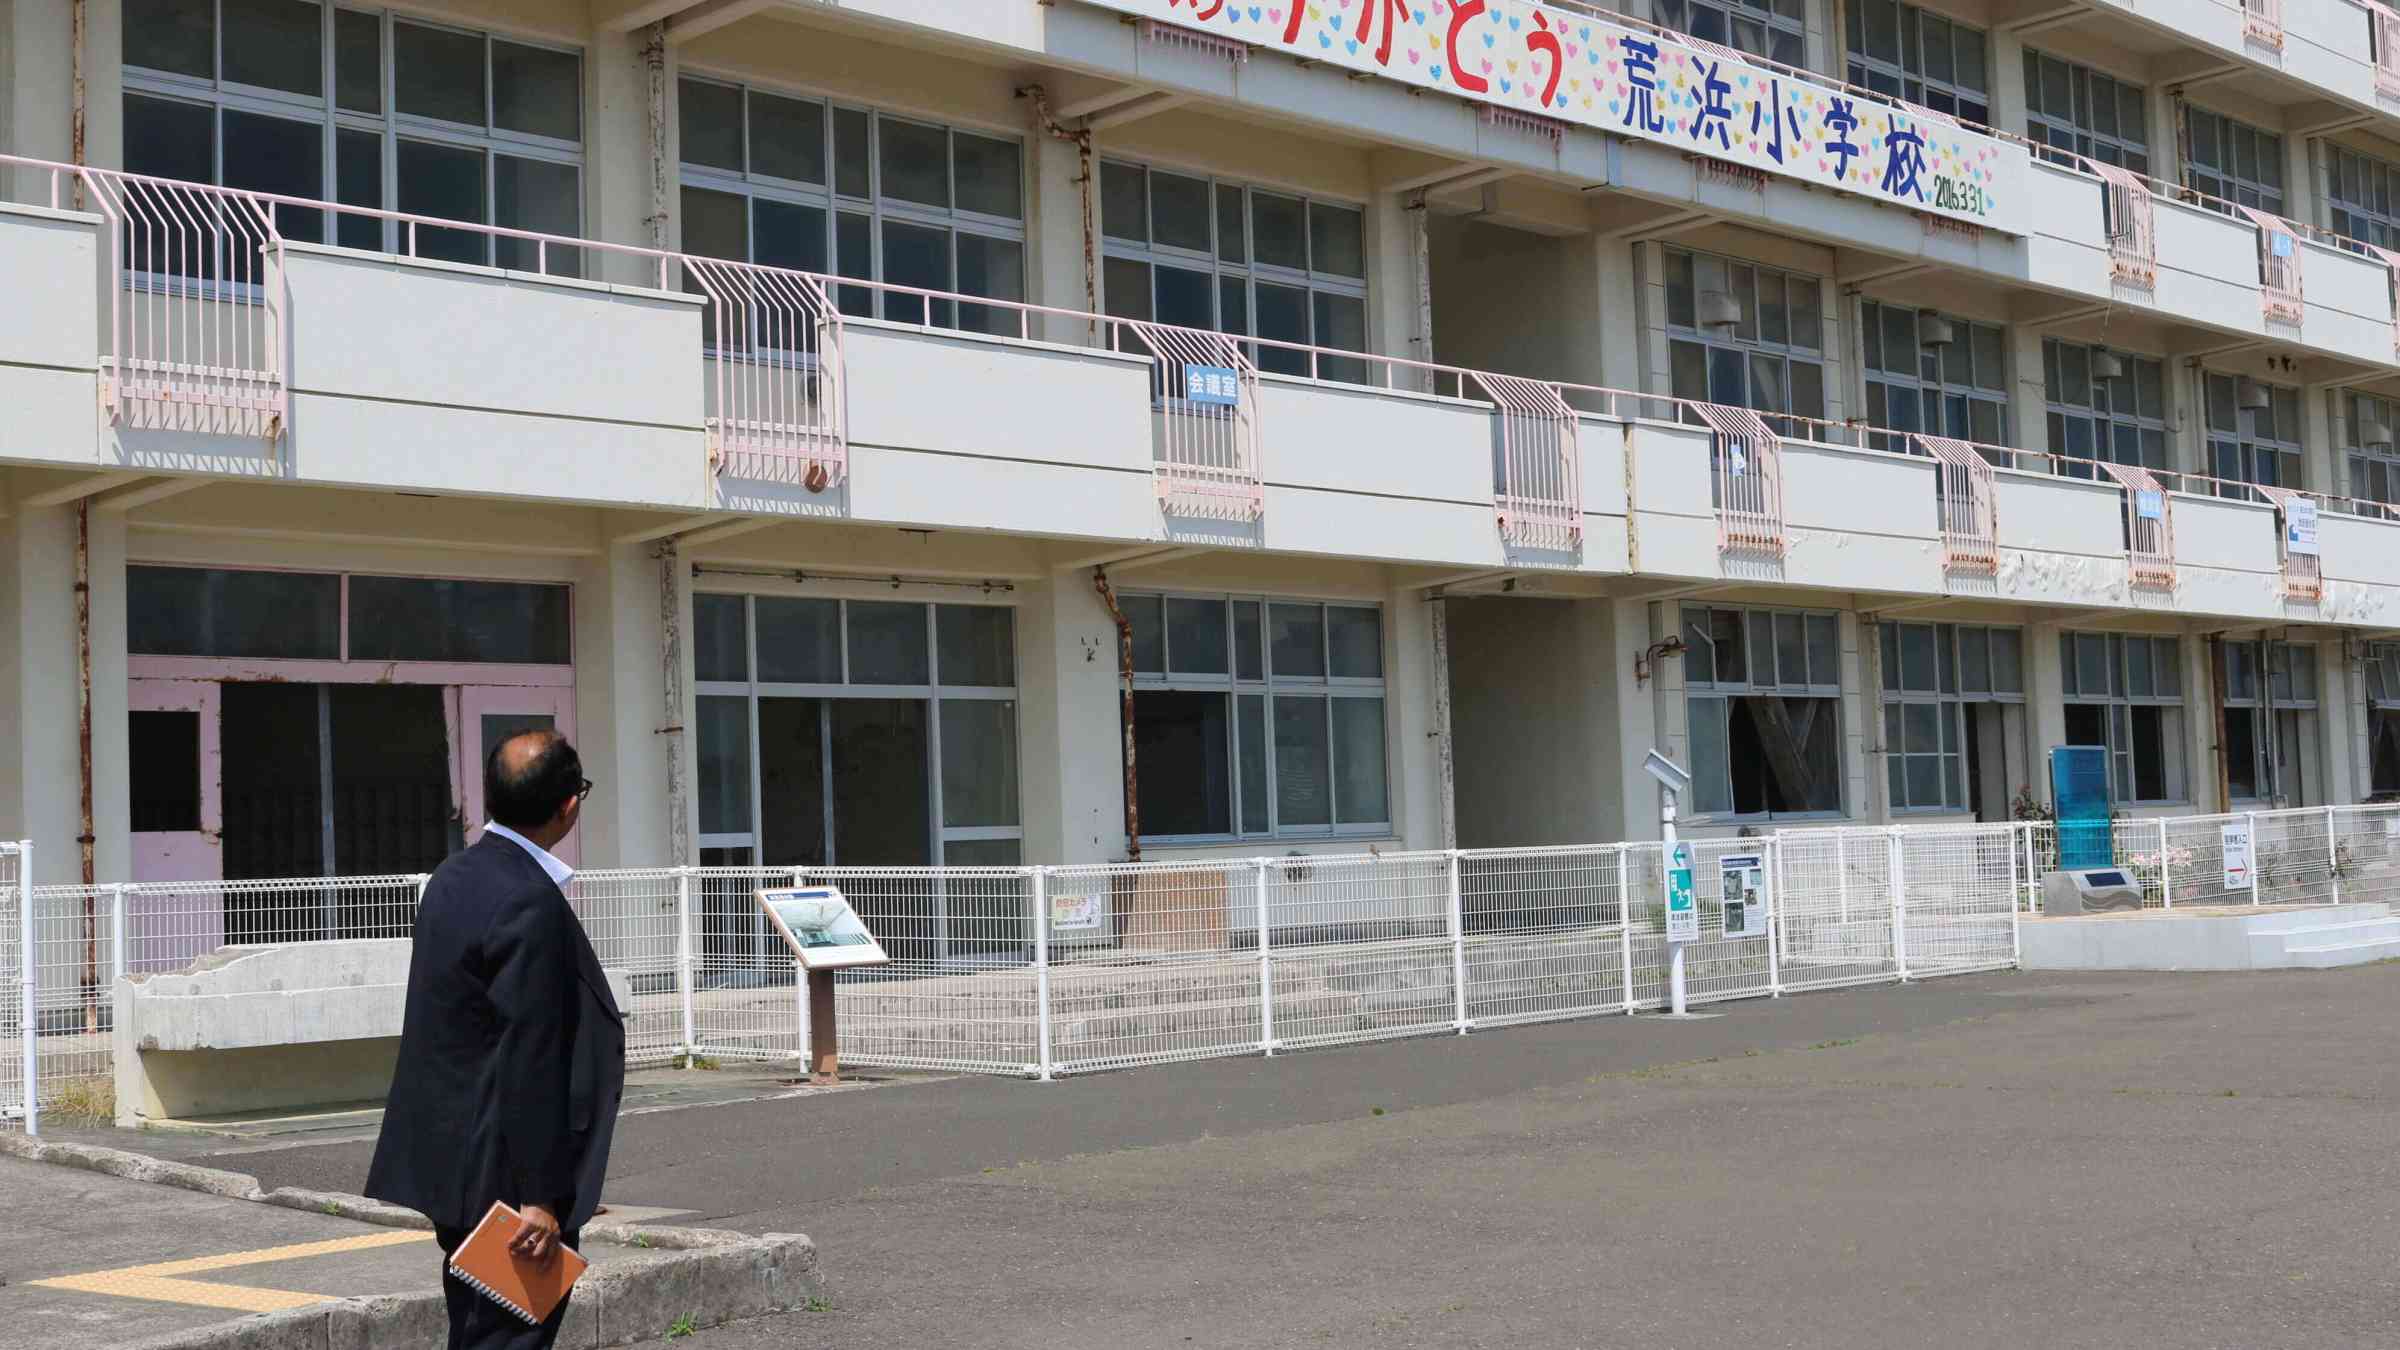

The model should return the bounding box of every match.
[678,255,846,490]
[2086,160,2157,293]
[2371,244,2400,361]
[2243,0,2284,51]
[2238,205,2306,327]
[1691,403,1785,558]
[2378,3,2400,99]
[1918,435,1999,576]
[2253,485,2325,603]
[2093,462,2177,590]
[1476,372,1582,552]
[1127,321,1264,522]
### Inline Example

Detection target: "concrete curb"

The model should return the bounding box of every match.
[1,1132,825,1349]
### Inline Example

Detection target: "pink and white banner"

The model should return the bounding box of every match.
[1079,0,2027,235]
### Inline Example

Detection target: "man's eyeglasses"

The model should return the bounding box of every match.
[576,778,594,801]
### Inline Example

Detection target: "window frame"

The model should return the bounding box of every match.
[2022,49,2149,176]
[675,72,1029,333]
[2043,339,2168,475]
[124,562,576,670]
[2326,144,2400,253]
[2059,631,2188,806]
[2220,639,2317,806]
[1844,0,1991,124]
[2201,372,2303,499]
[1859,300,2010,451]
[2342,389,2400,517]
[1663,245,1827,433]
[1655,0,1806,68]
[1681,603,1848,823]
[1877,621,2025,814]
[2181,105,2285,217]
[122,2,587,266]
[1126,591,1392,844]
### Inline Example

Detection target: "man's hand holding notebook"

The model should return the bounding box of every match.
[447,1201,589,1326]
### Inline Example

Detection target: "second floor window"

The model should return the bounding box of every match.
[1846,0,1990,124]
[2182,107,2284,215]
[2044,340,2166,473]
[1664,247,1825,431]
[125,0,584,271]
[1861,302,2007,450]
[678,77,1025,336]
[2061,632,2186,804]
[2326,146,2400,252]
[1653,0,1804,67]
[2202,373,2302,496]
[1099,161,1368,383]
[2023,51,2149,175]
[2344,391,2400,514]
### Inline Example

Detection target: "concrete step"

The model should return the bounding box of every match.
[2247,915,2400,965]
[2240,903,2392,935]
[2283,936,2400,968]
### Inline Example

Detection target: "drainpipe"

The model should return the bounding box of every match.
[661,540,689,865]
[2207,633,2231,813]
[1429,594,1456,851]
[644,23,669,251]
[1092,566,1140,861]
[71,0,86,206]
[77,500,97,1031]
[1408,191,1435,392]
[1019,85,1097,332]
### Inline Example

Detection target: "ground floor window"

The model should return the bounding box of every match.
[1682,604,1845,819]
[2221,640,2317,806]
[1878,621,2025,817]
[1126,593,1389,842]
[2061,631,2186,805]
[2365,645,2400,799]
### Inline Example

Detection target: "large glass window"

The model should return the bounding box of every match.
[2343,390,2400,517]
[1663,247,1825,433]
[2182,107,2283,215]
[2368,644,2400,798]
[2043,339,2166,474]
[2022,51,2148,174]
[2202,373,2302,498]
[678,77,1026,336]
[2221,639,2317,805]
[1682,605,1845,820]
[1846,0,1989,124]
[1860,302,2007,452]
[2060,632,2187,804]
[127,566,567,663]
[2326,145,2400,252]
[124,1,584,271]
[1100,161,1368,383]
[1127,594,1389,841]
[1653,0,1804,66]
[691,595,1020,869]
[1878,622,2024,813]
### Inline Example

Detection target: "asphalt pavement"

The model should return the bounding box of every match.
[165,966,2400,1350]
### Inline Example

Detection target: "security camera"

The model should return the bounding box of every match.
[1643,750,1692,797]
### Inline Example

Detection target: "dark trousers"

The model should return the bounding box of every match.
[433,1224,582,1350]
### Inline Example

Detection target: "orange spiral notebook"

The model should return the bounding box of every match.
[446,1201,589,1326]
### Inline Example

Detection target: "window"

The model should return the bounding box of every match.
[678,77,1026,335]
[2022,51,2148,174]
[1846,0,1990,124]
[1682,605,1845,819]
[2060,632,2187,804]
[2369,644,2400,798]
[1654,0,1804,67]
[2043,339,2166,474]
[2326,146,2400,252]
[1100,161,1368,383]
[2202,373,2301,498]
[1127,594,1389,840]
[2343,390,2400,516]
[123,1,585,271]
[1860,302,2008,451]
[1663,247,1825,432]
[127,566,571,664]
[1878,622,2024,813]
[2182,108,2283,215]
[691,595,1021,870]
[2221,639,2317,804]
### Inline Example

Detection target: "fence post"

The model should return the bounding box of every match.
[2246,811,2261,905]
[109,885,127,984]
[1032,867,1054,1081]
[2157,819,2174,909]
[2021,822,2037,913]
[1888,831,1910,981]
[2326,805,2342,904]
[675,867,697,1060]
[2007,824,2023,968]
[1766,838,1783,997]
[1617,846,1636,1014]
[1446,851,1468,1035]
[1254,860,1275,1057]
[19,843,36,1137]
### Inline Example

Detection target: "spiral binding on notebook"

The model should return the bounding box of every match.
[446,1261,543,1326]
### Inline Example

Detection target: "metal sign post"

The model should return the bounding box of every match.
[1645,752,1696,1016]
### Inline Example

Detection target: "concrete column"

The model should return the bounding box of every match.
[1384,583,1443,848]
[1017,572,1126,865]
[576,538,676,869]
[1609,597,1660,840]
[1858,614,1891,823]
[2025,618,2069,807]
[0,501,126,884]
[1443,595,1622,847]
[1027,126,1091,343]
[2168,359,2208,478]
[1633,240,1672,404]
[585,24,658,287]
[2301,381,2340,501]
[2184,634,2220,811]
[1364,191,1417,372]
[1594,235,1642,396]
[2009,326,2050,456]
[1988,29,2029,141]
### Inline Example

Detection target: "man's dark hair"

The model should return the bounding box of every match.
[485,730,583,831]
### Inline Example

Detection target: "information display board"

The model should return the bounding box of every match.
[756,886,890,970]
[1665,841,1699,944]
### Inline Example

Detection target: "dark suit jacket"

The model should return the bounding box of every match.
[366,833,625,1232]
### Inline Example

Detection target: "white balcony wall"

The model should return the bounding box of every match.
[0,205,100,471]
[2170,493,2287,618]
[1256,378,1508,566]
[280,246,709,507]
[1778,442,1944,594]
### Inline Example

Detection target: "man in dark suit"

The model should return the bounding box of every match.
[367,730,625,1349]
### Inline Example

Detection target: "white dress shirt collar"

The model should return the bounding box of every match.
[482,821,576,888]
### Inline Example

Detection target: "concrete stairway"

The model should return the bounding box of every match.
[2250,904,2400,968]
[2022,901,2400,971]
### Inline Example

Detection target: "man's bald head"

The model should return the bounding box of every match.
[484,729,584,832]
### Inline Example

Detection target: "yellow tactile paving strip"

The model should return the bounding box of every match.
[28,1229,434,1314]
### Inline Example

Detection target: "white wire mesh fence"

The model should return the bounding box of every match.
[2017,803,2400,912]
[0,824,2043,1110]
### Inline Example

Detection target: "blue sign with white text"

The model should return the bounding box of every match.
[1184,364,1241,407]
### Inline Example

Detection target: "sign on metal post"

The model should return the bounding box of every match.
[1719,852,1768,939]
[2050,746,2113,871]
[2220,820,2253,892]
[1664,841,1699,944]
